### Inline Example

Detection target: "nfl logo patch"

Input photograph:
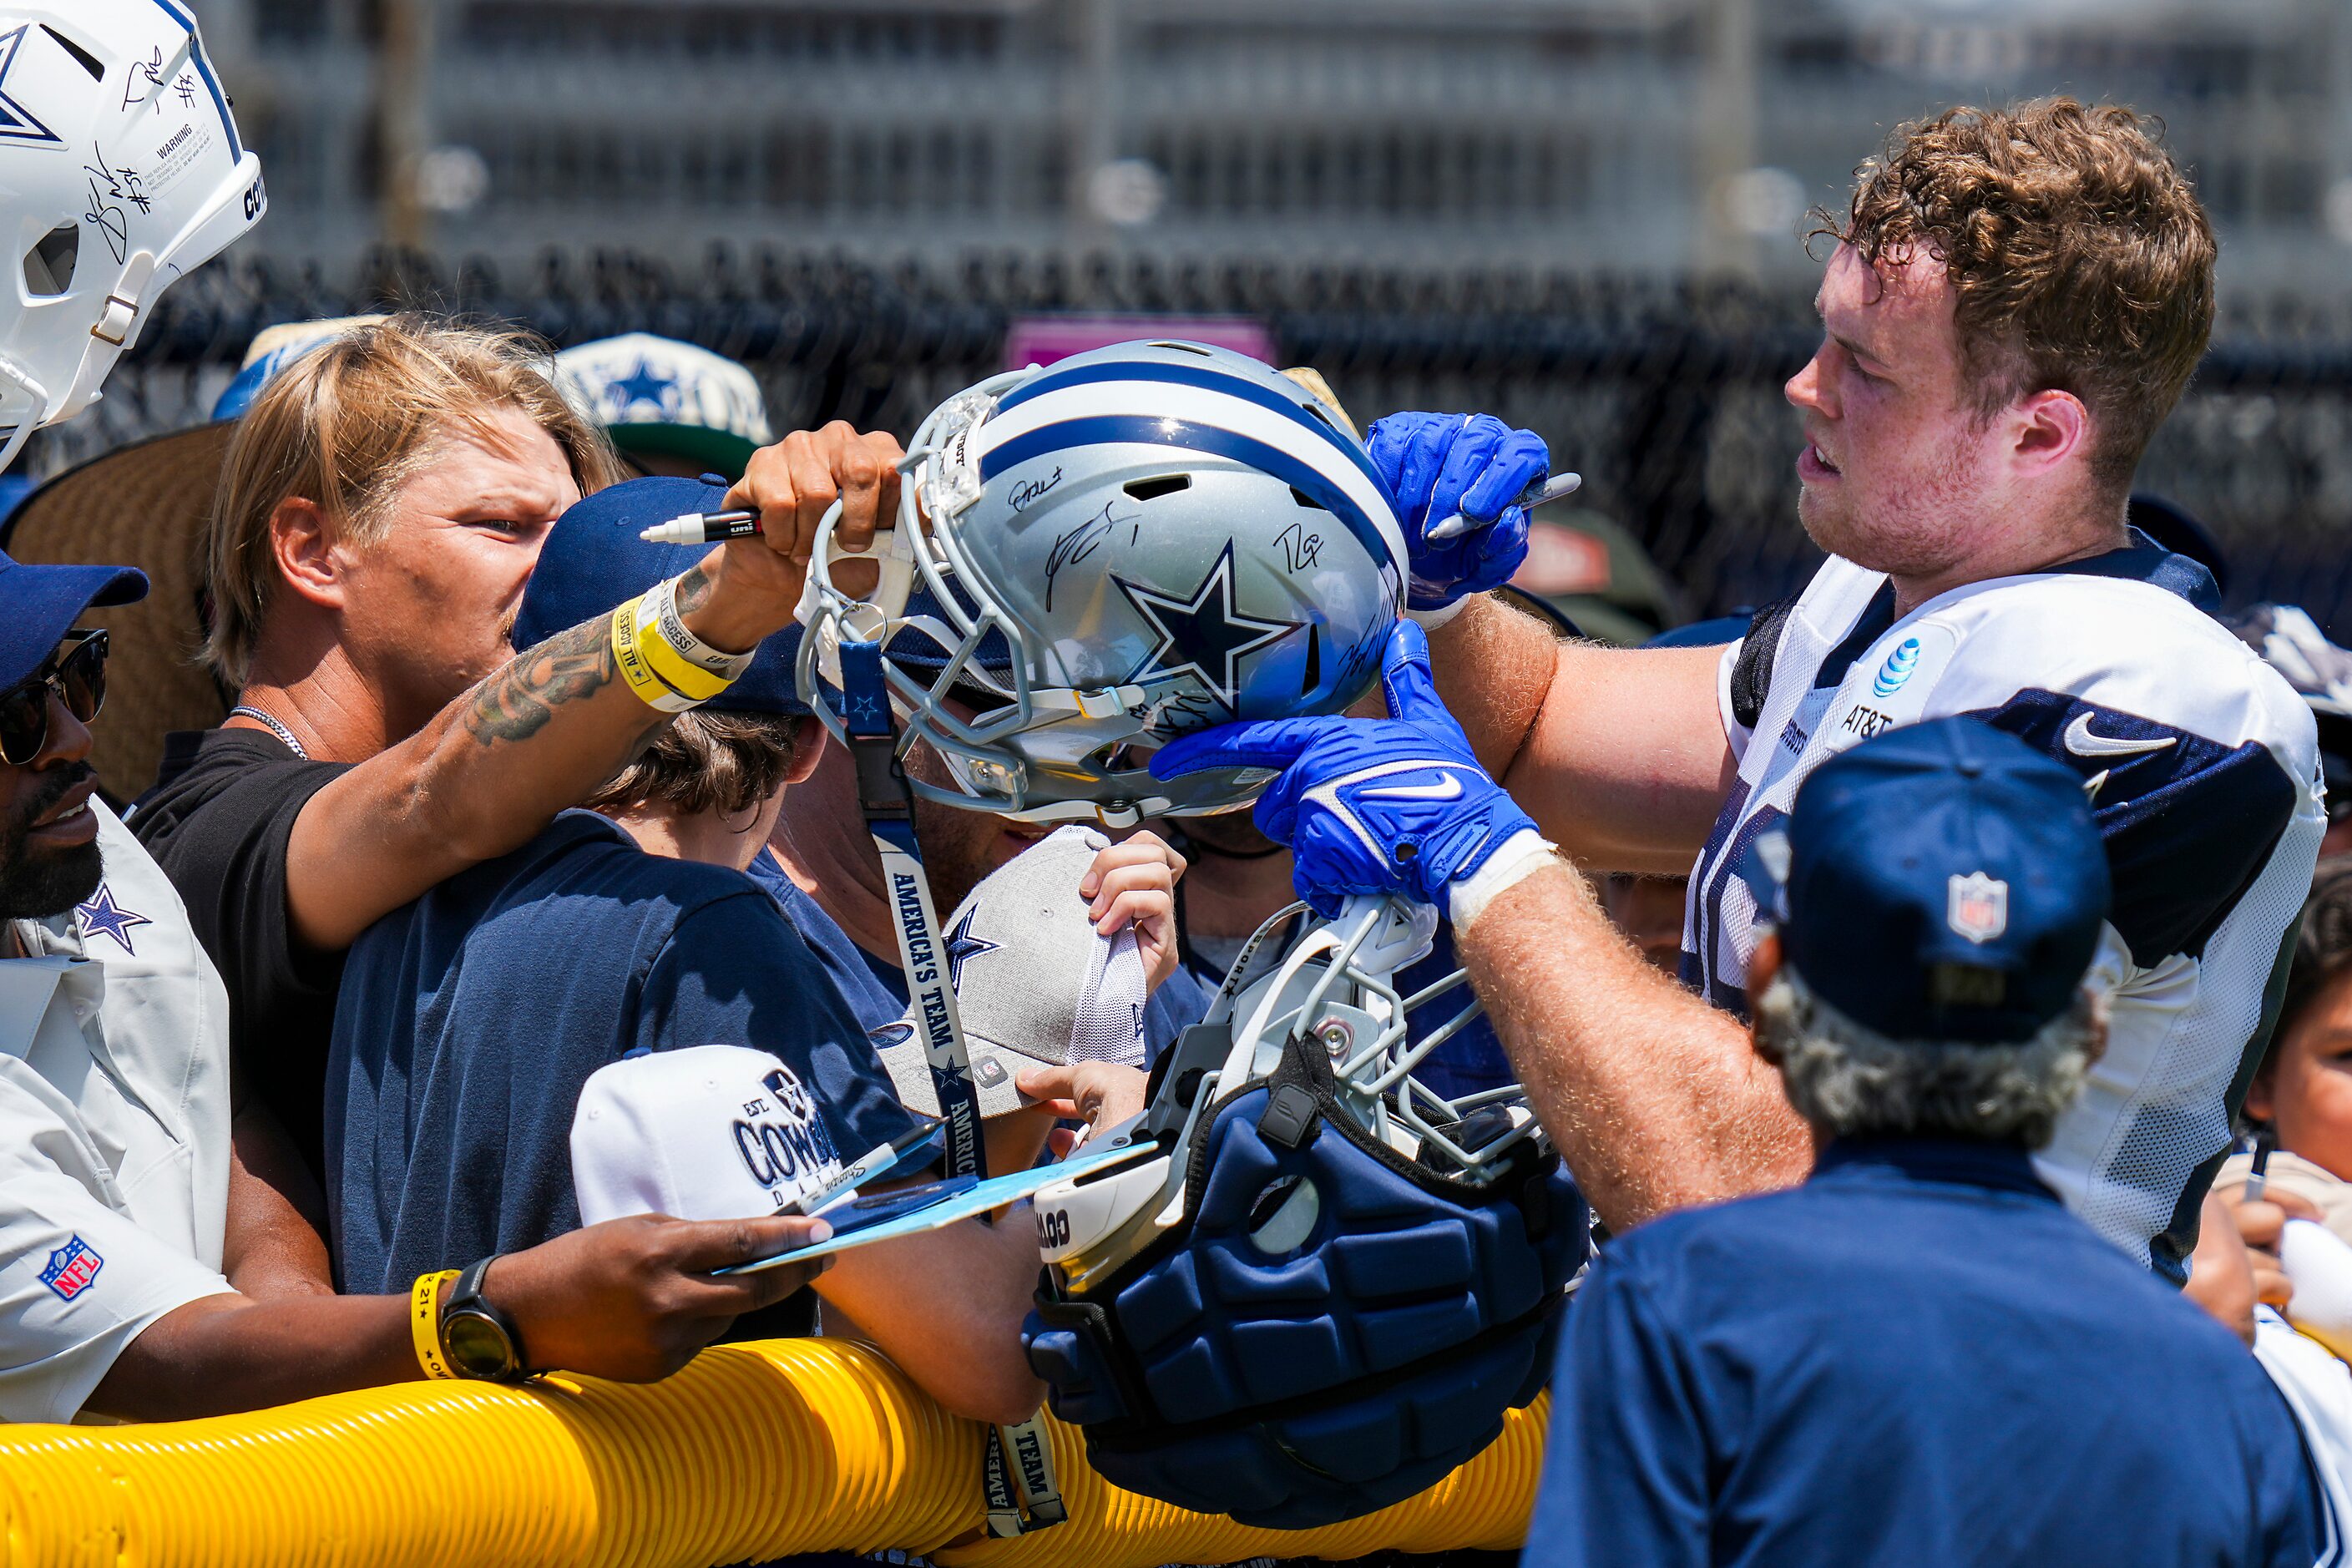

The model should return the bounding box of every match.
[38,1236,102,1301]
[1947,872,2009,946]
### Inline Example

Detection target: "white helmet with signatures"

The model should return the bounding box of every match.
[797,340,1407,825]
[0,2,263,472]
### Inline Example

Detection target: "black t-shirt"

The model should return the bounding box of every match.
[131,728,351,1176]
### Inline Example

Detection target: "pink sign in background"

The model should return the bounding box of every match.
[1003,314,1278,372]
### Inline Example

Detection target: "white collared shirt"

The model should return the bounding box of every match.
[0,801,232,1424]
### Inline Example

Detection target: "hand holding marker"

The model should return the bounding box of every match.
[1424,470,1583,543]
[639,471,1587,548]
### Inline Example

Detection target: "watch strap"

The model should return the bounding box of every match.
[441,1254,528,1381]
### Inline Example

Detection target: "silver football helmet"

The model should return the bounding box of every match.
[797,340,1407,825]
[1033,893,1546,1294]
[0,3,265,473]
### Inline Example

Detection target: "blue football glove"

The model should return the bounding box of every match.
[1367,412,1550,612]
[1151,620,1540,918]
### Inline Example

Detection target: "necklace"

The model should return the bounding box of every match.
[227,704,309,760]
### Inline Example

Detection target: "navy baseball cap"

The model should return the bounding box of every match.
[0,551,146,693]
[510,477,805,716]
[1774,717,2111,1044]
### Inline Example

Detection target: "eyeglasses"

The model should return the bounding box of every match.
[0,630,108,767]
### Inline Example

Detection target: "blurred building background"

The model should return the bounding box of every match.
[35,1,2352,633]
[194,0,2352,299]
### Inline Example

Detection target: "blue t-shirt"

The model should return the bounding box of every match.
[327,812,918,1307]
[744,846,1215,1060]
[745,849,904,1033]
[1532,1139,2326,1568]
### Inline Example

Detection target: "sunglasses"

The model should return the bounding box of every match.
[0,630,108,767]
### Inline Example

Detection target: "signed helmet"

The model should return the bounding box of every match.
[1020,895,1585,1527]
[797,340,1406,824]
[0,2,264,472]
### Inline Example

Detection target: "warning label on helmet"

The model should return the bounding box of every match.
[141,118,217,205]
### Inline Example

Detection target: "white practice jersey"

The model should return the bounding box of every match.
[0,803,232,1423]
[1684,537,2324,1279]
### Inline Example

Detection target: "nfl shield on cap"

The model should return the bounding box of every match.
[875,825,1151,1118]
[1773,716,2112,1044]
[571,1044,850,1225]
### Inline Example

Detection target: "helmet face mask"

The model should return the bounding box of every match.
[799,342,1407,825]
[0,3,265,470]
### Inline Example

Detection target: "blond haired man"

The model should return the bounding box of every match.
[130,316,902,1220]
[1154,100,2323,1279]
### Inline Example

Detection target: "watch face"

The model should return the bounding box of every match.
[444,1309,518,1378]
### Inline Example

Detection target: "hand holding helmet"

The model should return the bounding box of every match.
[1151,620,1543,918]
[1367,412,1550,611]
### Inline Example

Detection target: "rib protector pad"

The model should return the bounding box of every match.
[1024,1057,1586,1529]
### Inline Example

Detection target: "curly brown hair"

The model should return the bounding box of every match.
[583,710,809,821]
[1821,98,2215,493]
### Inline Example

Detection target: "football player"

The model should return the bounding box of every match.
[1156,99,2321,1283]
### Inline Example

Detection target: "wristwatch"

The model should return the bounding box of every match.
[439,1255,529,1382]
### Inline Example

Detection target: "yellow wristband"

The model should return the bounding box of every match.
[611,599,698,713]
[412,1269,462,1380]
[633,594,733,701]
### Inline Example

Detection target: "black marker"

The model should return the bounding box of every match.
[2244,1127,2277,1204]
[640,508,761,546]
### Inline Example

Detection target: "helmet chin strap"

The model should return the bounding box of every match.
[837,636,1067,1537]
[0,356,53,479]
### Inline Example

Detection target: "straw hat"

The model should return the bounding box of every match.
[1,421,234,800]
[0,316,387,800]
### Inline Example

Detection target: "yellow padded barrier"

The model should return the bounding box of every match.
[0,1339,1545,1568]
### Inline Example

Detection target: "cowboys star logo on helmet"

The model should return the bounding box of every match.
[797,340,1407,825]
[0,24,62,145]
[0,3,265,474]
[1113,541,1304,715]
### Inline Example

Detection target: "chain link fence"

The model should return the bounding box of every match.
[42,246,2352,634]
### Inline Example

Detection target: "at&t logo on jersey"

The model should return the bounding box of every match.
[1874,637,1923,698]
[38,1236,102,1301]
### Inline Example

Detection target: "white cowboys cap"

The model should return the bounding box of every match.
[571,1044,847,1223]
[0,3,265,473]
[874,825,1151,1118]
[798,339,1408,825]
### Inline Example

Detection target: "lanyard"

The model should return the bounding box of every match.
[842,639,987,1182]
[838,638,1065,1537]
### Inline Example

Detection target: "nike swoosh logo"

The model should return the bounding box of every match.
[1354,773,1464,802]
[2063,714,2177,760]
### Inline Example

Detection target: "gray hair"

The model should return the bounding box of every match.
[1756,964,2106,1150]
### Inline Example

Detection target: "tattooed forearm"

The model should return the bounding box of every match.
[673,563,714,615]
[461,616,620,745]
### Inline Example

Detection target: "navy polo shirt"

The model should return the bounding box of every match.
[327,812,918,1301]
[741,846,1216,1060]
[1532,1139,2327,1568]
